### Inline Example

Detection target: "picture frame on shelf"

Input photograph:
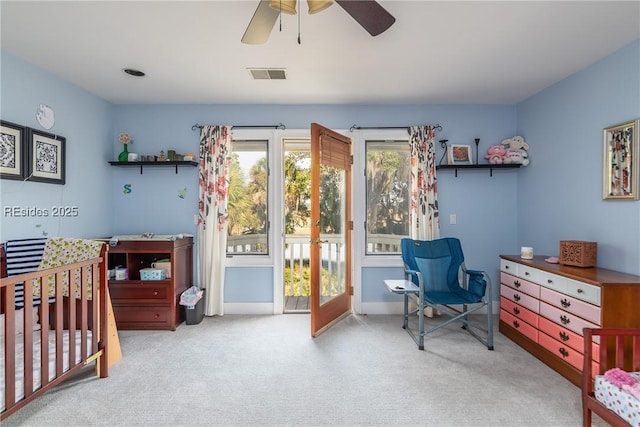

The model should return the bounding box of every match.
[0,120,27,180]
[602,119,639,200]
[27,128,66,185]
[448,144,473,165]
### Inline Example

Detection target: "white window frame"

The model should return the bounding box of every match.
[225,129,275,268]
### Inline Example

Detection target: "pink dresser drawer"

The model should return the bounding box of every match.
[539,301,599,337]
[539,287,601,324]
[538,316,600,362]
[538,332,583,370]
[500,272,540,298]
[501,309,538,343]
[500,296,538,328]
[500,284,539,313]
[538,332,600,374]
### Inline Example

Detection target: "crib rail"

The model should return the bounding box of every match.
[0,244,108,421]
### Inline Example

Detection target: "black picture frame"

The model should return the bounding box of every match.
[26,128,66,185]
[0,120,27,180]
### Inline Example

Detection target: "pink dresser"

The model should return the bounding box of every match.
[499,255,640,386]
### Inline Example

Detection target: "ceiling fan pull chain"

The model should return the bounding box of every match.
[297,2,301,44]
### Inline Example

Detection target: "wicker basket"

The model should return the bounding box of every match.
[559,241,597,267]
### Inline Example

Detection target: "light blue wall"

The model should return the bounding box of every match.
[113,104,518,303]
[4,37,638,307]
[516,39,640,275]
[0,51,113,241]
[225,267,273,303]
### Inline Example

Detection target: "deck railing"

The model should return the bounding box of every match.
[226,233,405,297]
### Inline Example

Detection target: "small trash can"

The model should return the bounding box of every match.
[180,287,205,325]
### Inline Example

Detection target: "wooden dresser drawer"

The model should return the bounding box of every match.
[501,272,540,298]
[539,301,599,336]
[538,331,600,375]
[109,281,172,303]
[500,284,539,313]
[112,305,173,329]
[500,259,519,275]
[539,287,600,324]
[500,296,538,328]
[518,265,556,288]
[538,331,584,371]
[501,310,538,343]
[538,316,600,361]
[565,277,601,306]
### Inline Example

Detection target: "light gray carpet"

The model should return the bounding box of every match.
[4,314,607,426]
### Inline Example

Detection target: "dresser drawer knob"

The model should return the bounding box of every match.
[547,279,553,284]
[514,280,521,288]
[560,315,570,325]
[560,298,571,308]
[524,272,530,276]
[559,331,570,342]
[505,265,510,269]
[154,313,160,319]
[513,294,521,302]
[513,307,520,315]
[512,320,520,329]
[577,288,584,294]
[559,347,569,358]
[153,291,159,296]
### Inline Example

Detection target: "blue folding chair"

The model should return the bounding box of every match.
[400,237,494,350]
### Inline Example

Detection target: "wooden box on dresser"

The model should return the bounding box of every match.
[499,255,640,386]
[107,236,193,330]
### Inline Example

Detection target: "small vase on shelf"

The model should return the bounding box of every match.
[118,144,129,162]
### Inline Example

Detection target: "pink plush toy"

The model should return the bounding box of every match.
[485,144,506,164]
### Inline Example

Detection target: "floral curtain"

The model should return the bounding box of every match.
[198,125,232,316]
[408,125,440,240]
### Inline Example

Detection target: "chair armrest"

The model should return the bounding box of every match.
[464,269,485,276]
[404,269,424,297]
[404,269,419,276]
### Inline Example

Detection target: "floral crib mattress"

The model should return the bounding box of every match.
[595,370,640,426]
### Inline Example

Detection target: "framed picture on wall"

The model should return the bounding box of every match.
[602,119,639,200]
[448,144,473,165]
[1,120,27,180]
[26,128,66,185]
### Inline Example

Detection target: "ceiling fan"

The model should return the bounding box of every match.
[241,0,396,44]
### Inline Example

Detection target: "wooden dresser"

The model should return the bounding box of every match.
[499,255,640,386]
[107,236,193,330]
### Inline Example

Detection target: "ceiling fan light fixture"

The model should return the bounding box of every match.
[307,0,334,14]
[269,0,297,15]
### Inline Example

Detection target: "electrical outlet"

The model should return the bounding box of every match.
[450,214,457,225]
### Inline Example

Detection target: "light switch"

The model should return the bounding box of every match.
[449,214,457,225]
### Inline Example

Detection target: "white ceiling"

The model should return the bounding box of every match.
[1,1,639,105]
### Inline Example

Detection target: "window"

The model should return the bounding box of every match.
[365,140,410,254]
[227,140,269,255]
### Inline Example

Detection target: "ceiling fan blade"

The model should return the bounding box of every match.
[241,0,280,44]
[335,0,395,37]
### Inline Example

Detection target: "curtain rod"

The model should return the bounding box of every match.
[349,124,443,132]
[191,123,286,131]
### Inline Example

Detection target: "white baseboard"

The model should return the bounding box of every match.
[357,302,405,315]
[358,301,500,316]
[222,301,500,316]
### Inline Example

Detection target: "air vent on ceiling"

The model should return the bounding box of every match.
[247,68,287,80]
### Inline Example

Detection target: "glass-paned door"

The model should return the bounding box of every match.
[310,123,352,337]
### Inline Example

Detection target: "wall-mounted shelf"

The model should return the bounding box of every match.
[436,164,521,177]
[109,161,198,174]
